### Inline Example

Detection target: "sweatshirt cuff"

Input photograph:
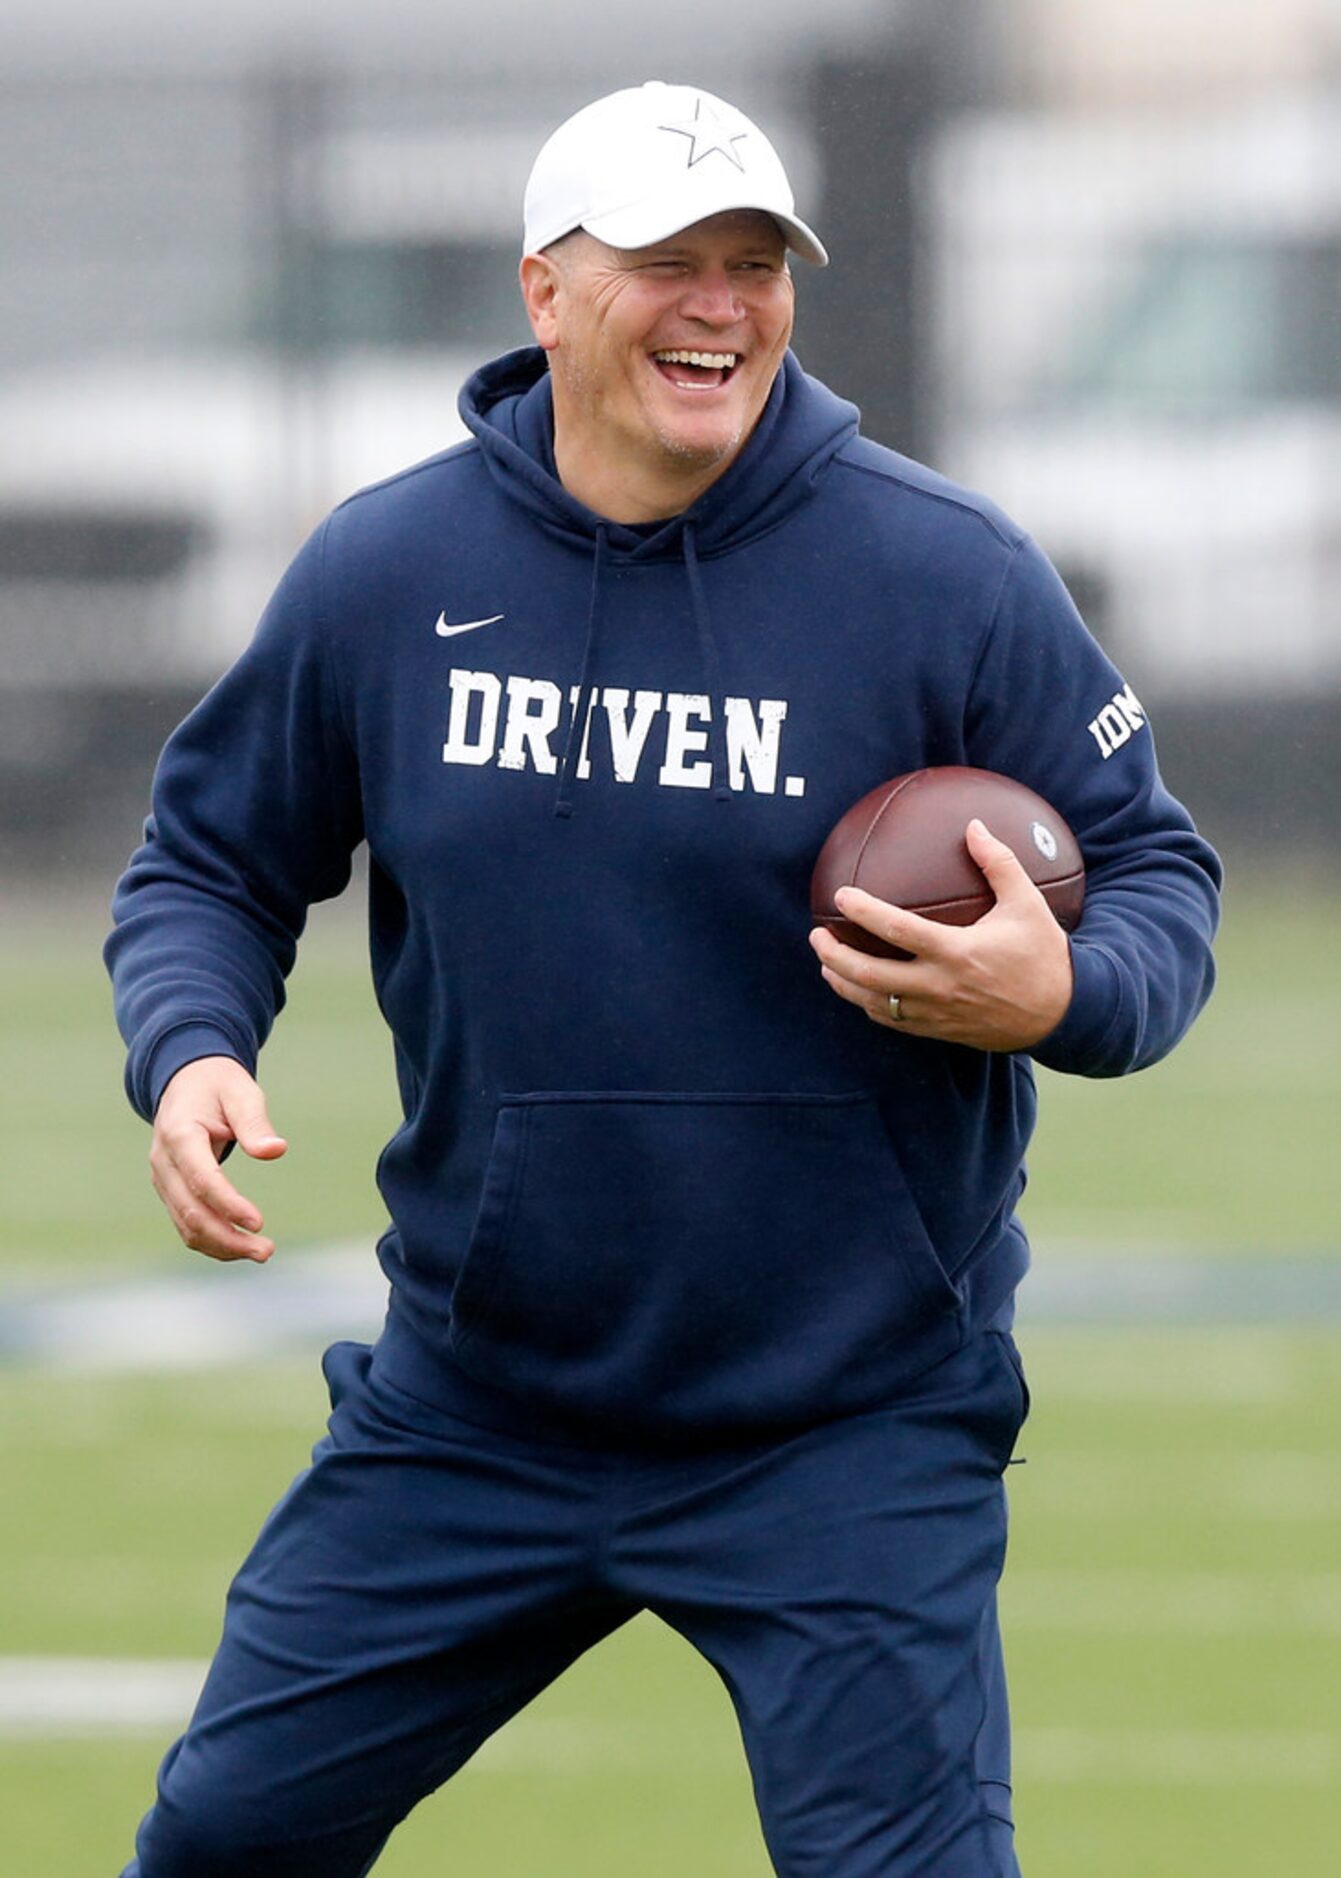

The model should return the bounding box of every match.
[1028,939,1128,1078]
[138,1022,253,1120]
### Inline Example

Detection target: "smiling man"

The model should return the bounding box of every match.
[106,81,1220,1877]
[523,208,796,519]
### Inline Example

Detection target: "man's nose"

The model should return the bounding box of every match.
[678,273,743,325]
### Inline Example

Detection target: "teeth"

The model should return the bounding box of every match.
[654,350,738,369]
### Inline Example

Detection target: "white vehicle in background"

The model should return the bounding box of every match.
[0,104,512,854]
[0,347,481,858]
[0,351,476,691]
[0,106,531,694]
[935,91,1340,699]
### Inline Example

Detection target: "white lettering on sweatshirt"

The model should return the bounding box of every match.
[1087,683,1147,760]
[442,667,807,799]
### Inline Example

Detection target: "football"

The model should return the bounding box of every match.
[810,766,1085,958]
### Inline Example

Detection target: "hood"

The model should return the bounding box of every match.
[457,344,859,558]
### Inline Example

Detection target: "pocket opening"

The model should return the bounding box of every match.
[450,1089,965,1429]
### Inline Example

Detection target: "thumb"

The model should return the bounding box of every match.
[965,818,1033,905]
[223,1087,288,1161]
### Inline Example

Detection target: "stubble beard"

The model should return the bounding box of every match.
[652,426,742,480]
[550,350,751,516]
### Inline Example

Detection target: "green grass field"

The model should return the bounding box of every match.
[2,872,1339,1874]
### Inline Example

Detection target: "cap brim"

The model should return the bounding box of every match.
[582,197,828,267]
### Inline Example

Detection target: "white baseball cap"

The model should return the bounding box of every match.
[523,81,828,267]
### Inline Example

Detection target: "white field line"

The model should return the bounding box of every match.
[1,1659,1338,1786]
[0,1657,206,1737]
[1013,1727,1341,1787]
[0,1244,389,1372]
[1005,1570,1341,1635]
[3,1247,1340,1374]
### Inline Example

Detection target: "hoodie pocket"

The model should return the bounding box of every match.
[450,1091,964,1431]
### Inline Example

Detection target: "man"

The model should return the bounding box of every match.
[107,80,1220,1876]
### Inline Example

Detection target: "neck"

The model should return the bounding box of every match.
[552,429,735,524]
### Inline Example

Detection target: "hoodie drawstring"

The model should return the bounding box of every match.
[682,524,733,805]
[554,524,607,818]
[554,519,733,816]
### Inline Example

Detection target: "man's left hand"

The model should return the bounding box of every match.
[808,819,1074,1051]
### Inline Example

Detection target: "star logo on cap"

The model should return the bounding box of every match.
[658,97,750,172]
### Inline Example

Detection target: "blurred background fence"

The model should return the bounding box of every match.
[2,0,1338,878]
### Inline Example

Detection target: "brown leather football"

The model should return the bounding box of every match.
[810,766,1085,958]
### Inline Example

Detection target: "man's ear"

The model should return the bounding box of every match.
[519,252,563,352]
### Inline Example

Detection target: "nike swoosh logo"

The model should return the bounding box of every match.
[435,611,504,637]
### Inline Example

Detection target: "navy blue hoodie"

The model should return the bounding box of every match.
[107,346,1220,1438]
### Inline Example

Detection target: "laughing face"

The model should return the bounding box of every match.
[520,210,796,522]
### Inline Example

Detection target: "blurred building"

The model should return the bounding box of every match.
[0,0,1335,867]
[1015,0,1341,102]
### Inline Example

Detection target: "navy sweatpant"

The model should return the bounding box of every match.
[122,1328,1028,1877]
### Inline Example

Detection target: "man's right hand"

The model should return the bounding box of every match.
[150,1057,288,1263]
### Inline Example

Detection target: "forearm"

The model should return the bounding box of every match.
[107,854,297,1120]
[1029,846,1220,1078]
[106,518,363,1121]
